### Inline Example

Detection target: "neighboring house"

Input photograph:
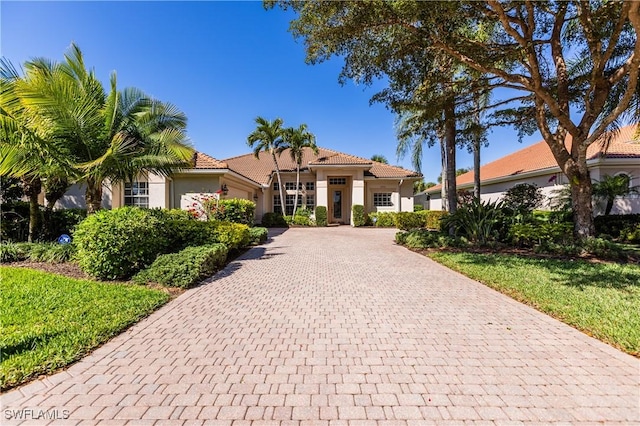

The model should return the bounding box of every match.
[56,147,421,225]
[423,124,640,215]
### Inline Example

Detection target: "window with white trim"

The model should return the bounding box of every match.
[285,182,303,190]
[329,177,347,185]
[373,192,393,207]
[124,182,149,208]
[273,195,283,215]
[273,182,279,191]
[285,194,303,215]
[306,195,315,209]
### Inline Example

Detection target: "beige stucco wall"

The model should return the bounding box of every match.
[171,175,220,209]
[54,182,112,210]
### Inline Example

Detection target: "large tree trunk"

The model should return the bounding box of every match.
[22,176,42,243]
[272,153,286,216]
[444,97,457,216]
[85,178,103,214]
[565,161,595,238]
[440,138,447,211]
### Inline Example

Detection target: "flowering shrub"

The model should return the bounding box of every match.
[187,195,255,225]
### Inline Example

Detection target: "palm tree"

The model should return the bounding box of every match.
[593,174,639,215]
[247,117,287,215]
[282,124,317,217]
[371,154,388,164]
[11,44,194,214]
[0,58,73,241]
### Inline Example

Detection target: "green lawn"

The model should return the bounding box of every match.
[0,266,169,391]
[428,252,640,356]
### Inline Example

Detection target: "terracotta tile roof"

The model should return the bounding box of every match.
[192,152,228,169]
[428,124,639,192]
[224,147,420,185]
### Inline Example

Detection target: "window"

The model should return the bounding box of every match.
[373,192,393,207]
[306,195,315,209]
[306,182,315,191]
[124,182,149,208]
[285,194,303,215]
[273,195,283,215]
[329,177,347,185]
[273,182,279,191]
[285,182,303,191]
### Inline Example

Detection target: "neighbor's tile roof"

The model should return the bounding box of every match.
[192,152,228,169]
[429,124,639,192]
[223,147,420,185]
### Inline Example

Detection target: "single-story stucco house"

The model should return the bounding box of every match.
[419,124,640,215]
[56,147,422,225]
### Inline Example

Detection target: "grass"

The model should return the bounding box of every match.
[428,252,640,356]
[0,266,170,391]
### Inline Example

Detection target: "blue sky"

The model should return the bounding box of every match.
[2,1,542,183]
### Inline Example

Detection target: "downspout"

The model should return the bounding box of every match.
[398,179,404,212]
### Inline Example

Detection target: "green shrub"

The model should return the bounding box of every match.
[0,243,30,262]
[134,244,228,288]
[417,210,448,231]
[289,214,314,226]
[315,206,327,227]
[503,183,544,213]
[396,229,469,249]
[262,212,289,228]
[1,201,34,242]
[441,200,507,245]
[249,227,268,245]
[595,214,640,242]
[623,224,640,243]
[26,243,75,263]
[74,207,169,280]
[165,220,212,250]
[413,204,424,212]
[210,222,250,251]
[394,212,424,231]
[510,222,574,247]
[151,208,196,221]
[352,205,366,227]
[369,212,396,227]
[212,199,256,225]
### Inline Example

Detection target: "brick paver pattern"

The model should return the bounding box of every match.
[2,227,639,425]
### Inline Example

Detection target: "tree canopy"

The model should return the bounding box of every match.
[269,0,640,237]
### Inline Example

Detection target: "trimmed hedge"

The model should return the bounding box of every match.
[369,212,396,227]
[74,207,169,280]
[134,244,228,288]
[262,212,288,228]
[210,199,256,225]
[249,227,269,244]
[165,220,250,251]
[315,206,327,227]
[418,210,448,231]
[394,212,424,231]
[352,205,366,227]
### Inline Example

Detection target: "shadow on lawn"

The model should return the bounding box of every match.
[458,253,640,291]
[1,330,62,359]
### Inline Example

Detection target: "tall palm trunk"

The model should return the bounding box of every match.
[271,152,286,216]
[473,135,481,200]
[440,138,447,211]
[85,177,103,214]
[293,164,301,217]
[444,97,457,215]
[22,176,42,242]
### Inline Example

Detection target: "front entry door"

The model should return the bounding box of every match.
[331,190,342,222]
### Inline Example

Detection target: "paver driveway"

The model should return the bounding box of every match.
[2,227,639,425]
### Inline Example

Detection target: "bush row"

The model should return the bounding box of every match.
[368,210,448,231]
[133,244,228,289]
[594,214,640,243]
[74,207,252,280]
